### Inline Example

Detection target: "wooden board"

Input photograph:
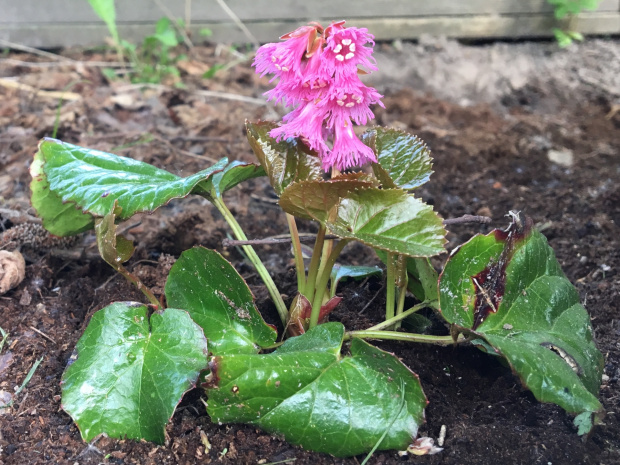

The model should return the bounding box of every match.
[1,0,619,23]
[0,0,618,48]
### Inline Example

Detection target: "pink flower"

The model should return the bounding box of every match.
[253,25,318,79]
[254,21,383,172]
[322,24,377,80]
[323,114,377,171]
[324,74,383,126]
[270,101,329,155]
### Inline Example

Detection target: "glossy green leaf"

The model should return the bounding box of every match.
[196,160,265,201]
[205,323,426,457]
[363,127,433,190]
[165,247,277,355]
[61,303,208,443]
[281,184,446,257]
[245,121,323,196]
[329,264,382,297]
[33,138,228,235]
[30,149,94,236]
[439,216,603,415]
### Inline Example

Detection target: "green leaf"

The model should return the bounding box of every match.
[281,184,446,257]
[61,303,208,443]
[330,264,382,297]
[30,149,94,236]
[205,323,426,457]
[153,17,178,47]
[406,257,439,304]
[438,215,603,415]
[245,121,323,196]
[165,247,277,355]
[363,127,433,190]
[32,138,228,235]
[88,0,119,44]
[196,160,265,201]
[401,313,433,333]
[573,411,594,436]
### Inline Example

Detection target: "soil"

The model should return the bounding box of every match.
[1,37,619,465]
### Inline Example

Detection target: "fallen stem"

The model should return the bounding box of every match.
[443,214,492,225]
[214,0,260,48]
[0,39,75,62]
[345,331,461,345]
[8,356,44,407]
[219,213,490,245]
[222,234,338,246]
[0,327,8,353]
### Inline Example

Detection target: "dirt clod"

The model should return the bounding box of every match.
[0,250,25,294]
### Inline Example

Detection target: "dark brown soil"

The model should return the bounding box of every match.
[1,42,619,465]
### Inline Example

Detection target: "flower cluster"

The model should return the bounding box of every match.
[253,21,384,171]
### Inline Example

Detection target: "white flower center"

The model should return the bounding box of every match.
[334,37,356,62]
[336,93,363,107]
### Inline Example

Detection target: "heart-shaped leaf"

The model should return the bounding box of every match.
[165,247,277,355]
[281,184,446,257]
[196,160,265,201]
[30,148,94,236]
[363,127,433,190]
[32,138,228,235]
[205,322,426,457]
[439,215,603,415]
[61,303,208,443]
[245,121,323,196]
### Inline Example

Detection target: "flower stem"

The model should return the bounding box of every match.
[393,254,408,330]
[309,239,349,329]
[345,330,459,345]
[385,252,396,322]
[213,197,288,326]
[304,225,326,303]
[366,300,436,331]
[286,213,306,294]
